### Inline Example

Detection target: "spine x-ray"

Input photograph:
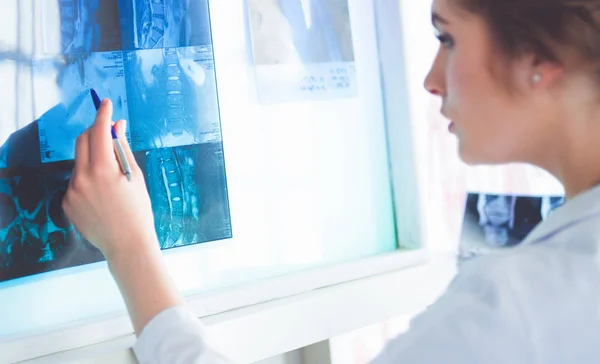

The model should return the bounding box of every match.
[458,193,565,262]
[0,0,231,284]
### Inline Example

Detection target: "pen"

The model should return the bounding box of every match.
[90,89,133,181]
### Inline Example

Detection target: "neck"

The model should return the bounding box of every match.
[540,122,600,199]
[560,169,600,200]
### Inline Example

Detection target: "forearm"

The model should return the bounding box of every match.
[109,241,236,363]
[108,242,185,335]
[64,100,233,363]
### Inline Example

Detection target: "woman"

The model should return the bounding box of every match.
[63,0,600,362]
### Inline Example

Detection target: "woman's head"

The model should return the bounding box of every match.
[425,0,600,167]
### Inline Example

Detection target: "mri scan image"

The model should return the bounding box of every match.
[0,0,230,283]
[118,0,212,50]
[124,46,221,152]
[0,165,103,283]
[38,0,123,55]
[459,193,565,262]
[136,143,231,250]
[36,51,130,164]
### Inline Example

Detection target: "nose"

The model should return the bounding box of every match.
[425,76,442,95]
[424,51,445,96]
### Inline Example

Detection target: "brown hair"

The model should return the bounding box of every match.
[454,0,600,71]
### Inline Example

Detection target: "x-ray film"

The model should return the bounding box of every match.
[0,0,231,283]
[118,0,212,50]
[136,143,231,250]
[247,0,358,104]
[34,0,123,55]
[458,193,565,262]
[0,165,104,283]
[124,46,222,152]
[35,51,130,164]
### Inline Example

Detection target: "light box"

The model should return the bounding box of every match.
[0,0,416,344]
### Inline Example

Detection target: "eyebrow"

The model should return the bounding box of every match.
[431,11,449,26]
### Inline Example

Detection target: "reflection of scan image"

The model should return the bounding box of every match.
[36,0,122,55]
[459,193,565,261]
[124,46,221,152]
[541,196,565,220]
[135,143,231,249]
[248,0,355,65]
[477,195,515,247]
[34,51,129,163]
[0,166,103,283]
[118,0,212,50]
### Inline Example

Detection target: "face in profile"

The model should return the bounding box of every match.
[424,0,554,166]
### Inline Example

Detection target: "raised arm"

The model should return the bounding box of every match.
[62,99,234,363]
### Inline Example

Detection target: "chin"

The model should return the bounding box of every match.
[458,153,484,166]
[457,143,506,166]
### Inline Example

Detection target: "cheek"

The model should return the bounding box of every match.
[445,58,517,162]
[445,57,486,127]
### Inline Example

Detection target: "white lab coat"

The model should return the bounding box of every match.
[134,184,600,364]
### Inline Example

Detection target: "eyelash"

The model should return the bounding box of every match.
[435,32,454,48]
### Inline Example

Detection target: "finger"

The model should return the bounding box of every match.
[68,162,80,191]
[61,192,71,219]
[74,129,90,168]
[64,172,76,215]
[114,119,140,173]
[89,98,115,166]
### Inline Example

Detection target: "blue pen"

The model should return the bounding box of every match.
[90,89,133,181]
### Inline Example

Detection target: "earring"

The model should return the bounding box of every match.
[532,73,542,84]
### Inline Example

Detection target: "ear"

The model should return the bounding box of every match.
[531,57,564,88]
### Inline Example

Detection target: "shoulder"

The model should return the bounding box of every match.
[453,241,600,342]
[430,251,541,331]
[455,242,597,295]
[372,253,537,364]
[450,251,524,296]
[444,243,597,325]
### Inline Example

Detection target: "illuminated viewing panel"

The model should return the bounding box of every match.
[0,0,231,283]
[0,0,400,342]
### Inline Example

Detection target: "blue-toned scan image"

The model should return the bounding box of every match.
[135,143,231,249]
[458,193,565,263]
[118,0,212,50]
[36,51,130,164]
[0,0,230,283]
[55,0,123,54]
[124,46,221,152]
[0,165,104,283]
[0,142,232,282]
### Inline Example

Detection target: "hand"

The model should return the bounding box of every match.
[62,98,159,260]
[63,99,184,335]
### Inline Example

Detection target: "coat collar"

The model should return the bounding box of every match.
[523,184,600,245]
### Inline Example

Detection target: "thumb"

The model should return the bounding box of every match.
[115,119,127,136]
